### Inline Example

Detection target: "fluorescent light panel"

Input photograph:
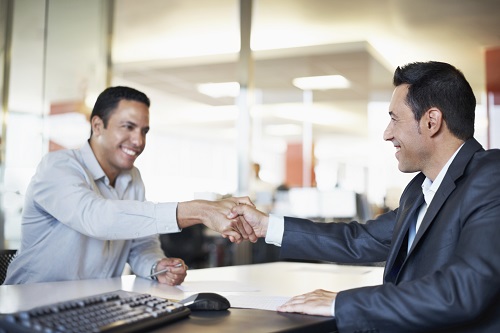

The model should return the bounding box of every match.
[292,75,350,90]
[197,82,240,98]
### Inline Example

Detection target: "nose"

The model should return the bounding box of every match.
[383,122,393,142]
[131,129,145,147]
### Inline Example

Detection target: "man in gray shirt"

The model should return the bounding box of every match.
[4,86,255,285]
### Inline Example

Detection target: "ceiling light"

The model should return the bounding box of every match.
[197,82,240,98]
[292,75,350,90]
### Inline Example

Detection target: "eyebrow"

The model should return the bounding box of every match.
[122,120,137,127]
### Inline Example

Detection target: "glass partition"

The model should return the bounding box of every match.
[1,0,110,249]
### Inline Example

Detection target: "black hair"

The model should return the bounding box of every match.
[89,86,150,137]
[393,61,475,140]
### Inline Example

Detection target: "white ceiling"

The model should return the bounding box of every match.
[111,0,500,139]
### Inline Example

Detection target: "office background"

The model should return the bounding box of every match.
[1,0,499,266]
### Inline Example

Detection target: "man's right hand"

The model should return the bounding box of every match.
[177,197,258,243]
[227,204,269,239]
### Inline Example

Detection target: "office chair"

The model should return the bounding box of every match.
[0,249,17,285]
[159,225,209,269]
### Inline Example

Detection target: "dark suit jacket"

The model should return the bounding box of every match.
[280,138,500,332]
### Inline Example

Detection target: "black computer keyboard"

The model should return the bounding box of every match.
[0,290,191,333]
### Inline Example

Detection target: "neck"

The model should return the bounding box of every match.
[425,137,464,181]
[89,138,118,187]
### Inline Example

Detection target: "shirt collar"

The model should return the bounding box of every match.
[80,141,132,187]
[81,141,106,181]
[421,143,464,205]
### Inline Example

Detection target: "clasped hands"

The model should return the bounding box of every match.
[214,196,267,243]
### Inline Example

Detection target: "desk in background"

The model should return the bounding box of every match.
[0,262,384,332]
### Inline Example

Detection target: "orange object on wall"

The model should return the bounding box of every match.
[285,142,315,188]
[486,47,500,149]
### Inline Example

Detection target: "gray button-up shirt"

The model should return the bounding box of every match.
[4,142,181,284]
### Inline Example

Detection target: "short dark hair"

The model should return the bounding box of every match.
[393,61,475,140]
[89,86,150,137]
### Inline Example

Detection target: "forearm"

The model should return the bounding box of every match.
[176,200,208,228]
[128,235,166,277]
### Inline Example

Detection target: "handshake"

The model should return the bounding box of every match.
[177,196,268,243]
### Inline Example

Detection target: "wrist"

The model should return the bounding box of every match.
[176,201,204,228]
[150,259,162,281]
[262,215,270,237]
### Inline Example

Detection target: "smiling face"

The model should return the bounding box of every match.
[383,84,432,174]
[90,99,150,185]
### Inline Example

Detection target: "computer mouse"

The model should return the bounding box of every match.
[179,292,230,311]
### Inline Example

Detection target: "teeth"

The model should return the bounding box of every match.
[395,147,401,152]
[122,147,137,156]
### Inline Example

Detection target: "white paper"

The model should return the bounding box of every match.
[226,295,291,311]
[176,281,259,292]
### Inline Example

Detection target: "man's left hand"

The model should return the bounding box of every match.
[277,289,338,317]
[154,258,187,286]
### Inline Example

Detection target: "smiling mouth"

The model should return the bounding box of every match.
[122,147,138,157]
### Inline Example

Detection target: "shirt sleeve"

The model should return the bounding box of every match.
[28,151,182,240]
[128,235,166,277]
[265,214,284,246]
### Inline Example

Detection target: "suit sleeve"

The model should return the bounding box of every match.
[281,211,396,264]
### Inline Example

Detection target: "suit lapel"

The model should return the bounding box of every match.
[407,138,484,254]
[407,179,454,254]
[385,188,424,283]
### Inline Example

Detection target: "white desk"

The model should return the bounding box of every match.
[0,262,384,332]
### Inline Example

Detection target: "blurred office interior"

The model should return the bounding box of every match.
[1,0,500,268]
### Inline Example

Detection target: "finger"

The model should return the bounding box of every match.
[227,204,244,219]
[223,228,242,242]
[234,196,255,207]
[239,216,258,242]
[165,272,186,284]
[172,266,187,275]
[167,271,187,280]
[157,273,171,285]
[231,219,250,240]
[230,235,242,244]
[277,303,303,313]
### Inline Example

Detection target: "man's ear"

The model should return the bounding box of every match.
[425,108,443,136]
[91,116,104,136]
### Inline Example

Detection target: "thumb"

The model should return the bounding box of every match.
[227,205,243,219]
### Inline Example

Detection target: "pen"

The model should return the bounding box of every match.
[147,263,183,278]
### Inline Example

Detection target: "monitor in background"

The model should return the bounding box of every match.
[287,188,357,220]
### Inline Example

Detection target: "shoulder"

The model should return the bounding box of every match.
[473,147,500,160]
[458,148,500,196]
[39,148,77,165]
[468,148,500,173]
[35,148,86,180]
[39,148,81,168]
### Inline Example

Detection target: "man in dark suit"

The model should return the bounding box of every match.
[229,61,500,332]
